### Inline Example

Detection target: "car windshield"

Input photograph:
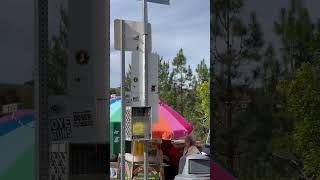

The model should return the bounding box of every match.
[189,159,210,174]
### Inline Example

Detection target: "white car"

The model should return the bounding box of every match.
[174,154,210,180]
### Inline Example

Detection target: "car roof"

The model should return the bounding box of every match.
[186,154,210,160]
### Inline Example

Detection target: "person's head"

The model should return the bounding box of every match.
[184,135,195,148]
[110,154,118,162]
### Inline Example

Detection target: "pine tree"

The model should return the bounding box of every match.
[212,0,264,173]
[172,49,187,116]
[158,57,172,104]
[262,43,280,93]
[186,65,193,89]
[124,64,131,92]
[48,6,68,95]
[274,0,316,74]
[196,59,209,84]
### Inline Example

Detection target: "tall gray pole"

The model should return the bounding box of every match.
[143,0,149,179]
[34,0,49,179]
[120,20,126,180]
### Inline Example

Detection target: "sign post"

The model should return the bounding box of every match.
[114,18,152,180]
[115,1,168,178]
[139,0,169,179]
[142,0,149,179]
[120,20,126,180]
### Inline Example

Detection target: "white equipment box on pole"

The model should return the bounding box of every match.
[47,0,110,180]
[131,51,159,123]
[125,106,152,141]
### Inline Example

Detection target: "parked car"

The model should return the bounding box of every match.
[174,154,210,180]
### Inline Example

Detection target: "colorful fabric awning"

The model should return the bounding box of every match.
[0,109,34,179]
[110,97,193,140]
[0,110,33,136]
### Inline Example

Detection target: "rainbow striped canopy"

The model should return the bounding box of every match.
[0,98,193,178]
[0,109,34,179]
[110,97,193,140]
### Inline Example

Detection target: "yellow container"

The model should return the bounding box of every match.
[132,141,138,156]
[132,141,144,157]
[139,142,144,156]
[132,122,144,136]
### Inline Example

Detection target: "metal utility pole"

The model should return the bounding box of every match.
[120,20,126,180]
[142,0,149,179]
[34,0,49,179]
[140,1,169,179]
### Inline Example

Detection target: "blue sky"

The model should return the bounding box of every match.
[110,0,210,87]
[0,0,209,85]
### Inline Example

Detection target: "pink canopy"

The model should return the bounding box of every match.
[111,97,193,140]
[152,100,193,140]
[211,161,236,180]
